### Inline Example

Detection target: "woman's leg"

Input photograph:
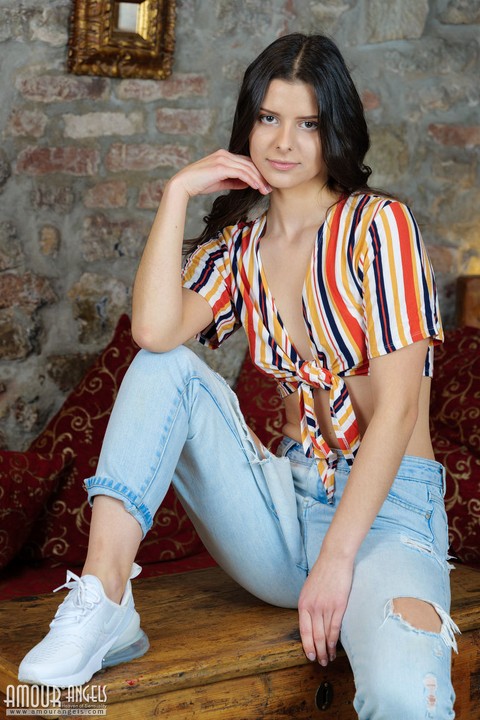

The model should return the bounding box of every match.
[82,496,142,602]
[301,454,457,720]
[83,345,307,607]
[19,346,308,686]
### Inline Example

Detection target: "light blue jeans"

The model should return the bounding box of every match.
[85,346,457,719]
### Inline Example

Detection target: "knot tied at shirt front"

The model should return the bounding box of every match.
[295,359,333,391]
[293,357,358,503]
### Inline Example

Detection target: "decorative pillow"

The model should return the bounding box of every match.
[235,352,285,451]
[0,450,68,570]
[430,327,480,565]
[430,327,480,455]
[24,314,204,566]
[430,433,480,566]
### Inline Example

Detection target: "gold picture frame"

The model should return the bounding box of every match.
[68,0,176,80]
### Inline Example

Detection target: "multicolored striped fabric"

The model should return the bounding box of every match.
[182,193,443,501]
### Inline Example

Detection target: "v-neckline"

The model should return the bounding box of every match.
[253,212,324,364]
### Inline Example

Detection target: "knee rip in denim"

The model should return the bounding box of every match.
[384,597,459,650]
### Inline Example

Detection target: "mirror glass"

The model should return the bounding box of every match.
[116,2,139,33]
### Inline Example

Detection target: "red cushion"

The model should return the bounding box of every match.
[24,315,204,566]
[430,326,480,455]
[0,551,217,602]
[0,450,68,570]
[235,353,285,451]
[430,433,480,566]
[430,327,480,565]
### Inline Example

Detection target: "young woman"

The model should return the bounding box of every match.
[19,33,458,718]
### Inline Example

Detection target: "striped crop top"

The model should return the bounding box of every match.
[182,193,443,501]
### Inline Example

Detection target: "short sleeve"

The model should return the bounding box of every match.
[361,200,443,374]
[182,233,240,349]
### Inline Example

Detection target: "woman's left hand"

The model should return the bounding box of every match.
[298,553,354,665]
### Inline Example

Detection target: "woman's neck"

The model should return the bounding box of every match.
[266,184,342,241]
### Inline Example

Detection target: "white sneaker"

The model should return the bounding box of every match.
[18,563,149,688]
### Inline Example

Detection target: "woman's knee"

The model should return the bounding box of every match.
[350,598,457,719]
[120,345,204,396]
[131,345,196,374]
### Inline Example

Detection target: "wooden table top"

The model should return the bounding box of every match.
[0,564,479,706]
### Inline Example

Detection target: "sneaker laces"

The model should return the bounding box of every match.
[50,571,103,627]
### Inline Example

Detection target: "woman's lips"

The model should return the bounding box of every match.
[267,159,299,171]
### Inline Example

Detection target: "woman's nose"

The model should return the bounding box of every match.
[275,123,294,151]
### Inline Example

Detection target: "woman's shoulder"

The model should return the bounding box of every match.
[188,214,265,263]
[341,191,415,230]
[218,211,267,244]
[343,191,404,213]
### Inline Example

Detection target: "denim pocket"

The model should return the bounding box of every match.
[386,483,432,517]
[376,478,434,542]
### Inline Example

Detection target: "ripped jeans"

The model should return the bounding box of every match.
[85,346,458,720]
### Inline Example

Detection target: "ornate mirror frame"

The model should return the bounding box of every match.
[68,0,176,80]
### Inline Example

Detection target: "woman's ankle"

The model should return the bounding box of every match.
[81,563,130,604]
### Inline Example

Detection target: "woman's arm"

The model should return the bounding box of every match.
[298,338,431,665]
[132,150,270,352]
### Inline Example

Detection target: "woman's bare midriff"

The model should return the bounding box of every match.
[281,374,436,460]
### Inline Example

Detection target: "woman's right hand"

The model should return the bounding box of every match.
[133,150,270,352]
[169,149,272,199]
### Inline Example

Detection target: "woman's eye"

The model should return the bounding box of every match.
[301,120,319,130]
[259,114,277,124]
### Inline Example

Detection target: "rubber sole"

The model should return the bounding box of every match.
[102,628,150,669]
[19,613,150,688]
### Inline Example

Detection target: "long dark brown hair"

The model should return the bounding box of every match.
[186,33,373,253]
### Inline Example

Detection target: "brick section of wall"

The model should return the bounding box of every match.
[16,147,100,176]
[81,215,149,261]
[31,186,75,211]
[428,124,480,147]
[116,74,208,101]
[156,108,214,135]
[426,245,459,274]
[67,273,129,344]
[365,0,429,42]
[16,75,109,102]
[0,222,22,271]
[361,90,381,111]
[0,272,56,312]
[0,309,35,361]
[63,112,145,139]
[39,226,60,256]
[137,180,166,210]
[84,182,128,209]
[6,109,48,138]
[105,144,190,172]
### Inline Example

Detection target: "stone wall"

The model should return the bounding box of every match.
[0,0,479,450]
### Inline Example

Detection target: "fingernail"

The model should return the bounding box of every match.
[263,184,272,193]
[329,654,336,662]
[320,658,328,667]
[307,652,316,661]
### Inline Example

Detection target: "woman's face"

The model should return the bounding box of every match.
[249,79,327,191]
